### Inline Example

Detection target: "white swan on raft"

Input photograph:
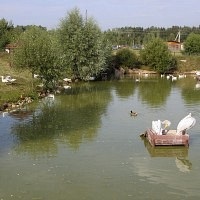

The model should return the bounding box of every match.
[176,113,196,135]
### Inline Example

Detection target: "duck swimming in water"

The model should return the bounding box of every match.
[130,110,137,116]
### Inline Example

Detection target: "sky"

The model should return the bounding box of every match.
[0,0,200,30]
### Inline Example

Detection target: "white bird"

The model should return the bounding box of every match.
[2,111,9,117]
[180,59,187,63]
[45,93,55,100]
[63,78,72,83]
[135,78,140,82]
[195,83,200,89]
[177,113,196,135]
[196,71,200,76]
[63,85,71,89]
[178,74,186,79]
[89,76,95,81]
[1,76,8,83]
[162,120,171,129]
[6,76,16,82]
[171,76,177,81]
[166,75,170,80]
[37,83,44,88]
[34,74,40,78]
[1,76,16,83]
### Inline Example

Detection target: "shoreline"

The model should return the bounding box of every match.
[1,70,199,114]
[128,68,198,75]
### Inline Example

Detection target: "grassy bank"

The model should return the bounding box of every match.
[0,52,37,105]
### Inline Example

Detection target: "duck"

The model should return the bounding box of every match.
[130,110,138,116]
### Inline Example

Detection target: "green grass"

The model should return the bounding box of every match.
[0,52,37,105]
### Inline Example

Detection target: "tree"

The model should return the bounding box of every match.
[57,8,111,80]
[0,18,14,50]
[12,26,63,90]
[140,38,177,73]
[184,33,200,55]
[115,48,138,68]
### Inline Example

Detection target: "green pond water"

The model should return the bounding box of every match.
[0,75,200,200]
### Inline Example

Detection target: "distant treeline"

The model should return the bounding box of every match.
[0,18,47,50]
[1,17,200,50]
[104,26,200,47]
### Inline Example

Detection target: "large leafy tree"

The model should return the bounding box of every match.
[184,33,200,55]
[140,38,177,73]
[12,26,63,90]
[58,8,110,80]
[0,18,14,50]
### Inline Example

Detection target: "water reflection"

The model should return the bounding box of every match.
[177,77,200,104]
[137,77,171,107]
[1,76,200,199]
[113,78,137,98]
[142,137,192,173]
[11,82,112,156]
[1,106,34,120]
[175,157,192,173]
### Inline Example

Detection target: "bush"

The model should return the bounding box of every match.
[115,48,138,68]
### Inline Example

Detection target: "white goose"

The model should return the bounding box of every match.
[63,85,71,89]
[1,76,16,83]
[63,78,72,83]
[166,75,171,80]
[171,75,177,81]
[135,78,140,82]
[1,76,9,83]
[45,93,55,100]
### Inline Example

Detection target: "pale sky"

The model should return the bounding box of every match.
[0,0,200,30]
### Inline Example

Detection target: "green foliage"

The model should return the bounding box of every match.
[140,38,177,73]
[184,33,200,55]
[104,26,200,47]
[0,18,14,50]
[57,8,111,80]
[12,26,63,91]
[115,48,138,68]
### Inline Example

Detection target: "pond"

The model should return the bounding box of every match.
[0,74,200,200]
